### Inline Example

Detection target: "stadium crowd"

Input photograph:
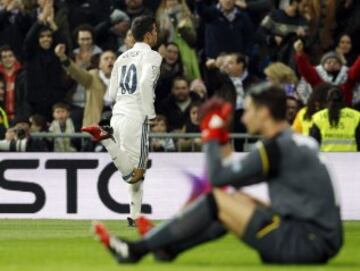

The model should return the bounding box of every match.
[0,0,359,152]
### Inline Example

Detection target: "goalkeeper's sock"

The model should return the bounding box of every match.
[133,193,219,254]
[129,181,143,220]
[102,138,133,178]
[154,221,227,262]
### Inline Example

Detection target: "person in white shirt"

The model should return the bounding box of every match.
[82,15,162,226]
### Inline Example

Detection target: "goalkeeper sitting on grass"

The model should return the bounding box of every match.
[93,82,343,264]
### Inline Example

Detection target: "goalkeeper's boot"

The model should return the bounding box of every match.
[81,124,114,142]
[93,222,144,263]
[154,248,178,262]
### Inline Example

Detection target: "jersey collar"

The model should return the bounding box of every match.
[133,42,151,50]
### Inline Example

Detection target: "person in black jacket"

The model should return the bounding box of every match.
[155,42,184,108]
[0,0,33,60]
[258,0,308,65]
[23,14,68,121]
[95,9,130,52]
[195,0,254,59]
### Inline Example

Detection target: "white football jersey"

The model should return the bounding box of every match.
[109,42,162,121]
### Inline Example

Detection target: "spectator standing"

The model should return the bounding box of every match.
[49,102,76,152]
[195,0,254,59]
[236,0,271,25]
[259,0,308,64]
[155,42,184,107]
[0,0,33,59]
[35,0,73,51]
[336,0,360,56]
[23,6,68,121]
[302,0,337,61]
[73,24,102,69]
[294,39,360,106]
[156,0,200,81]
[125,0,153,21]
[70,24,103,131]
[95,9,131,52]
[65,0,112,31]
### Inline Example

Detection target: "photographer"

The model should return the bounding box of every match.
[0,116,49,152]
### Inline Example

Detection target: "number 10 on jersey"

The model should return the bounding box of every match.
[120,64,137,94]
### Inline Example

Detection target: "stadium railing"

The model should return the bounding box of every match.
[31,132,260,152]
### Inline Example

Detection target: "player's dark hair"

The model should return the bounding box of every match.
[131,15,156,42]
[327,87,345,128]
[247,82,287,121]
[304,83,333,121]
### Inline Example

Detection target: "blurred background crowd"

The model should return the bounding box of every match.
[0,0,359,152]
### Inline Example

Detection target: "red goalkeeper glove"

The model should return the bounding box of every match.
[199,98,233,144]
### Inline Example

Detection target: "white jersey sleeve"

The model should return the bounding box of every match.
[139,52,162,120]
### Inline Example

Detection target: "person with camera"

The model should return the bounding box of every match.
[0,116,49,152]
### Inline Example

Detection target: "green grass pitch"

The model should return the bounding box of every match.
[0,220,359,271]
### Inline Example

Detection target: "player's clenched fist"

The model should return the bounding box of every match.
[199,97,233,144]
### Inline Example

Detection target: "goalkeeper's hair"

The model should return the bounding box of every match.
[131,15,156,42]
[247,82,287,121]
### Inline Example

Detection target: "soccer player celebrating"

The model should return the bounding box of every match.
[94,83,343,263]
[82,16,162,226]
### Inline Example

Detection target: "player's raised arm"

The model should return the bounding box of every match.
[139,52,162,120]
[199,98,265,187]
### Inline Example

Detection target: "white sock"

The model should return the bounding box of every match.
[102,138,133,178]
[129,181,143,219]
